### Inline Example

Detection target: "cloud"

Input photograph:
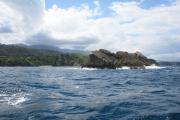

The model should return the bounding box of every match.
[108,0,180,60]
[26,32,99,49]
[0,0,180,60]
[1,0,45,30]
[0,0,44,44]
[38,2,101,49]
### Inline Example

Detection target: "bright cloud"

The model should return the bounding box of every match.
[0,0,180,61]
[0,0,44,43]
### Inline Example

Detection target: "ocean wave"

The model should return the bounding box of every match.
[62,67,98,70]
[81,68,99,70]
[0,92,29,106]
[116,66,130,70]
[145,64,166,69]
[64,67,81,70]
[116,65,166,70]
[62,65,166,70]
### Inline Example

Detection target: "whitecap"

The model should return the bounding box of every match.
[81,67,98,70]
[64,67,81,70]
[116,66,130,70]
[145,64,165,69]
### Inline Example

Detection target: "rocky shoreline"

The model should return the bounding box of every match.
[82,49,157,69]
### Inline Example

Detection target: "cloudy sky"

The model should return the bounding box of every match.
[0,0,180,61]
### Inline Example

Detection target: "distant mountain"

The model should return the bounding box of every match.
[158,61,180,66]
[14,44,90,54]
[0,44,61,56]
[28,44,60,51]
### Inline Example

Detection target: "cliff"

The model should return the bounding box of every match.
[82,49,156,69]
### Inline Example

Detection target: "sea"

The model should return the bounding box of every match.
[0,66,180,120]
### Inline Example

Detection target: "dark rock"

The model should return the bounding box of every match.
[82,49,157,69]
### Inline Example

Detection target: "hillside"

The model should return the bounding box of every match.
[13,44,90,54]
[0,44,88,66]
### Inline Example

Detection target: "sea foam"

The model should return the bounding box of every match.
[116,66,130,70]
[145,64,165,69]
[0,92,28,106]
[116,64,165,70]
[81,67,98,70]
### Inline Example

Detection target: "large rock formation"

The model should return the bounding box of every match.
[82,49,156,69]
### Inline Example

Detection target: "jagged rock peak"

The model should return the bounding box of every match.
[135,51,146,58]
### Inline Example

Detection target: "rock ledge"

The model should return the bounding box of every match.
[82,49,156,69]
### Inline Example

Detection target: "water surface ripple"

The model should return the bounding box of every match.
[0,67,180,120]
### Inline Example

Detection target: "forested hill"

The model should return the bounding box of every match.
[0,44,88,66]
[0,44,62,56]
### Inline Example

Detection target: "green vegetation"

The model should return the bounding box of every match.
[0,44,88,66]
[0,55,88,66]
